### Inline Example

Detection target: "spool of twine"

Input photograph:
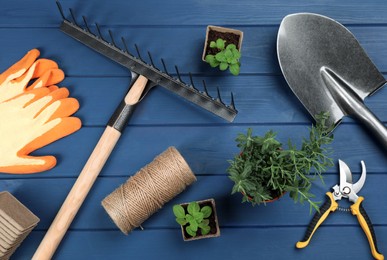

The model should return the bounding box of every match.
[101,146,196,234]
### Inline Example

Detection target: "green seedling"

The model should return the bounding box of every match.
[173,202,212,237]
[205,38,241,76]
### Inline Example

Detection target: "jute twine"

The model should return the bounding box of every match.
[101,146,196,235]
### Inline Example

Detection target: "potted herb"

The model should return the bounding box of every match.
[173,198,220,241]
[227,112,334,212]
[202,25,243,76]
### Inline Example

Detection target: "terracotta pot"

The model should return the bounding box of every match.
[202,25,244,62]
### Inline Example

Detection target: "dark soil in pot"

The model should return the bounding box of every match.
[204,29,241,56]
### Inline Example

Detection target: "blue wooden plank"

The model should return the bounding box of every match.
[2,0,387,27]
[1,1,387,260]
[1,26,387,76]
[1,173,386,231]
[1,71,386,127]
[12,227,387,260]
[0,124,386,178]
[64,76,387,125]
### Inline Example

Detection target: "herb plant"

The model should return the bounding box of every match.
[205,38,241,76]
[227,112,334,212]
[173,202,212,237]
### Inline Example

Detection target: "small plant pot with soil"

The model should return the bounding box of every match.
[173,198,220,241]
[202,25,243,76]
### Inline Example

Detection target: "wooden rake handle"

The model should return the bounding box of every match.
[32,75,148,260]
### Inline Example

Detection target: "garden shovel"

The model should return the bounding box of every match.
[277,13,387,148]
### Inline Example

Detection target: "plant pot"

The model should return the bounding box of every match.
[178,198,220,241]
[202,25,244,62]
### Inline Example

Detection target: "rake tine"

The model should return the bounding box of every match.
[121,37,132,55]
[188,73,197,90]
[216,87,223,104]
[147,51,156,67]
[56,1,66,20]
[95,23,105,41]
[134,44,143,61]
[69,8,79,26]
[230,92,236,109]
[161,59,169,75]
[202,80,210,96]
[108,30,117,47]
[82,16,91,33]
[175,66,183,82]
[57,8,238,122]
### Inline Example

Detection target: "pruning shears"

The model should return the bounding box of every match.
[296,160,384,260]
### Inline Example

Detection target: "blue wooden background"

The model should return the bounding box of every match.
[1,0,387,259]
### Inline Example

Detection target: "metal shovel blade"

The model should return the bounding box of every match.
[277,13,387,146]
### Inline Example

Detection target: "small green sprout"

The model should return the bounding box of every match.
[173,202,212,237]
[205,38,241,76]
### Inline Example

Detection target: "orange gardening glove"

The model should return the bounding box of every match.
[0,49,64,103]
[0,49,81,174]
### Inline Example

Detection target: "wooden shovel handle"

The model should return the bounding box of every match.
[32,75,148,260]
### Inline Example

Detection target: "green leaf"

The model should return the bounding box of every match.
[192,211,204,222]
[200,206,212,218]
[205,55,220,68]
[229,63,240,75]
[231,48,241,59]
[210,60,220,68]
[205,54,215,63]
[176,217,188,226]
[186,214,194,223]
[200,225,211,235]
[215,52,227,62]
[216,38,226,50]
[189,221,198,232]
[209,41,217,48]
[225,49,233,59]
[219,62,228,71]
[187,202,200,214]
[226,44,236,50]
[186,225,197,237]
[199,219,210,227]
[241,163,252,178]
[172,205,186,218]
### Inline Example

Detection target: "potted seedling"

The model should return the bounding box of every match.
[202,25,243,76]
[227,112,334,213]
[173,198,220,241]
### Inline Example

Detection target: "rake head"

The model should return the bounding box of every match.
[56,1,238,122]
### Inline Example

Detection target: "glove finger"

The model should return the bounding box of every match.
[48,85,59,91]
[0,155,56,174]
[31,59,59,78]
[23,87,52,108]
[48,87,69,99]
[28,88,73,121]
[1,87,50,109]
[48,98,79,120]
[0,49,40,85]
[23,86,69,118]
[27,68,65,90]
[19,117,81,155]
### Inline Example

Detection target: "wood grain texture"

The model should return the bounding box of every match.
[0,0,386,259]
[33,126,121,260]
